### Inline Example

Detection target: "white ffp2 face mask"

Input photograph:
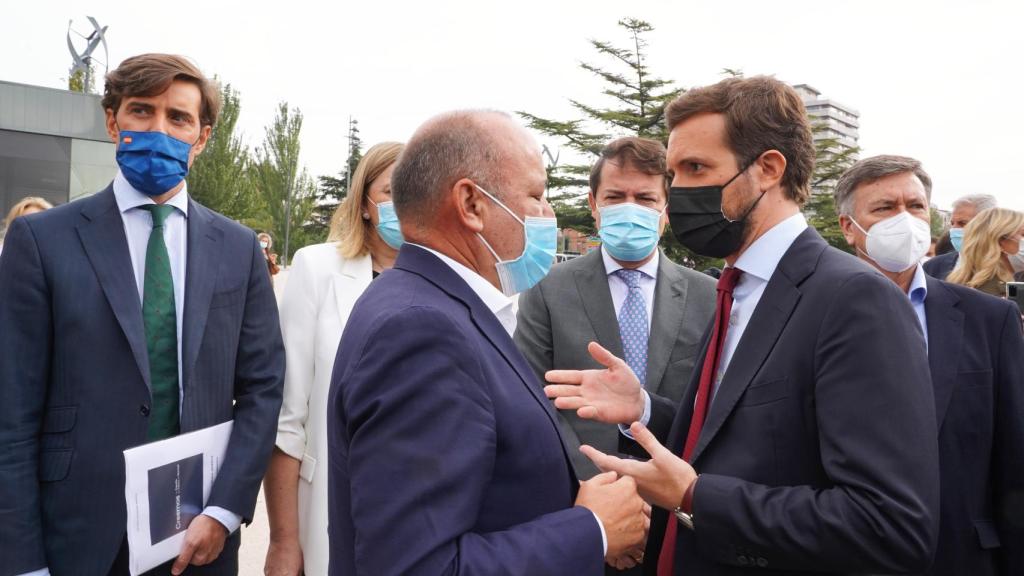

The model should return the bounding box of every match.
[851,212,932,273]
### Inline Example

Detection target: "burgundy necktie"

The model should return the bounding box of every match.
[657,266,743,576]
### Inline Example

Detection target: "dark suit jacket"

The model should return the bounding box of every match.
[0,187,285,576]
[628,228,940,575]
[924,251,958,280]
[923,277,1024,576]
[516,249,716,479]
[326,244,603,575]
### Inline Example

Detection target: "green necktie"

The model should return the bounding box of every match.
[140,204,180,440]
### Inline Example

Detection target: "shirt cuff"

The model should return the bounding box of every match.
[202,506,242,534]
[618,390,652,439]
[589,510,608,555]
[17,569,49,576]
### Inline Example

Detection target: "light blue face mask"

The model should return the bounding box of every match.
[598,202,664,262]
[949,227,964,252]
[475,184,558,296]
[368,198,404,249]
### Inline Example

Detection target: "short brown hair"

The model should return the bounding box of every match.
[102,53,221,127]
[589,137,668,196]
[666,76,815,205]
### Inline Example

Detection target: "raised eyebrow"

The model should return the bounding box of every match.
[126,102,155,111]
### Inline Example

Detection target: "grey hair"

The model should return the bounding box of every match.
[951,193,997,213]
[834,155,933,216]
[391,109,513,228]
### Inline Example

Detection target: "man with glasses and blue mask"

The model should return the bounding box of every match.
[0,54,284,576]
[324,110,647,575]
[836,155,1024,576]
[545,77,940,575]
[925,193,998,280]
[515,136,715,574]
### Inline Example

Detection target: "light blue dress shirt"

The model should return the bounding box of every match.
[907,264,929,350]
[632,212,809,427]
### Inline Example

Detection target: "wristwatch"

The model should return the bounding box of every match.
[673,507,694,530]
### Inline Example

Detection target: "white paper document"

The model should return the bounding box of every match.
[123,420,233,576]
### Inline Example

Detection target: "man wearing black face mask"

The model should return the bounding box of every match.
[545,76,939,575]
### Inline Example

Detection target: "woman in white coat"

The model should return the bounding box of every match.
[264,142,404,575]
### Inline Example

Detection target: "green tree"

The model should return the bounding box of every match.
[802,124,861,253]
[517,19,723,267]
[189,83,264,228]
[252,102,321,264]
[313,119,363,238]
[67,65,95,93]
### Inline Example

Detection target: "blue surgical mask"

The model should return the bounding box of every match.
[475,184,558,296]
[949,227,964,252]
[368,199,404,249]
[115,130,195,196]
[598,202,663,262]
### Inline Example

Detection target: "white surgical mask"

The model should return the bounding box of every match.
[1007,244,1024,274]
[260,241,269,249]
[851,212,932,273]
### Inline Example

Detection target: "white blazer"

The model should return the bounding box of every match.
[275,242,373,575]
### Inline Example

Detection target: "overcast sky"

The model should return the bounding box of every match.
[4,0,1022,211]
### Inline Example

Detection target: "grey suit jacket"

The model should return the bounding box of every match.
[515,248,716,478]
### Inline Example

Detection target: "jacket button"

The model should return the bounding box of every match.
[737,555,750,566]
[757,557,768,568]
[139,404,150,416]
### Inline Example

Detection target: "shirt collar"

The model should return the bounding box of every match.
[113,170,190,217]
[733,212,808,282]
[601,245,660,280]
[409,243,514,321]
[908,263,929,305]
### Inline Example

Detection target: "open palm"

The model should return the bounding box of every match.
[544,342,645,425]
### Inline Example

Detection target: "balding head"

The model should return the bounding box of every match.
[391,110,540,229]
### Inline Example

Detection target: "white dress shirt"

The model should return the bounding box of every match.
[411,243,607,554]
[602,246,659,330]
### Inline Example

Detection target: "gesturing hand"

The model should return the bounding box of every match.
[575,471,647,560]
[544,342,645,424]
[581,422,697,511]
[171,514,228,575]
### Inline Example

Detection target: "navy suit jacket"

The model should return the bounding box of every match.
[923,277,1024,576]
[924,251,958,280]
[326,244,603,575]
[0,187,285,576]
[627,229,940,575]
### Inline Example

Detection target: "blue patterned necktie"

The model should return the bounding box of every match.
[615,268,649,387]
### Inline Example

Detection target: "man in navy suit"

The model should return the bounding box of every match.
[835,155,1024,575]
[923,193,997,280]
[326,110,647,575]
[546,77,940,574]
[0,54,284,576]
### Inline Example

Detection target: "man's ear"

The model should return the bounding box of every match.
[452,178,488,234]
[187,125,213,167]
[753,150,786,193]
[838,214,858,248]
[105,108,119,144]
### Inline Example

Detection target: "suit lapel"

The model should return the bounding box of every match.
[181,200,222,390]
[396,246,576,467]
[574,250,625,359]
[645,252,689,397]
[333,254,373,323]
[690,229,823,464]
[924,277,962,426]
[76,188,151,391]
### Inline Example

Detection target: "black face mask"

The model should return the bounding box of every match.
[668,164,766,258]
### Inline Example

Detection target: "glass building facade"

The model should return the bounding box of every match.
[0,80,117,221]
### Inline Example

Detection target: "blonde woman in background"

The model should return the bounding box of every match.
[947,207,1024,297]
[0,196,53,257]
[263,142,404,576]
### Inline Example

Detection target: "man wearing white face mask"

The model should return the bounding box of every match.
[515,137,715,572]
[324,110,647,575]
[837,155,1024,576]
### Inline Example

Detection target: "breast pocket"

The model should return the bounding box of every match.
[738,377,789,407]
